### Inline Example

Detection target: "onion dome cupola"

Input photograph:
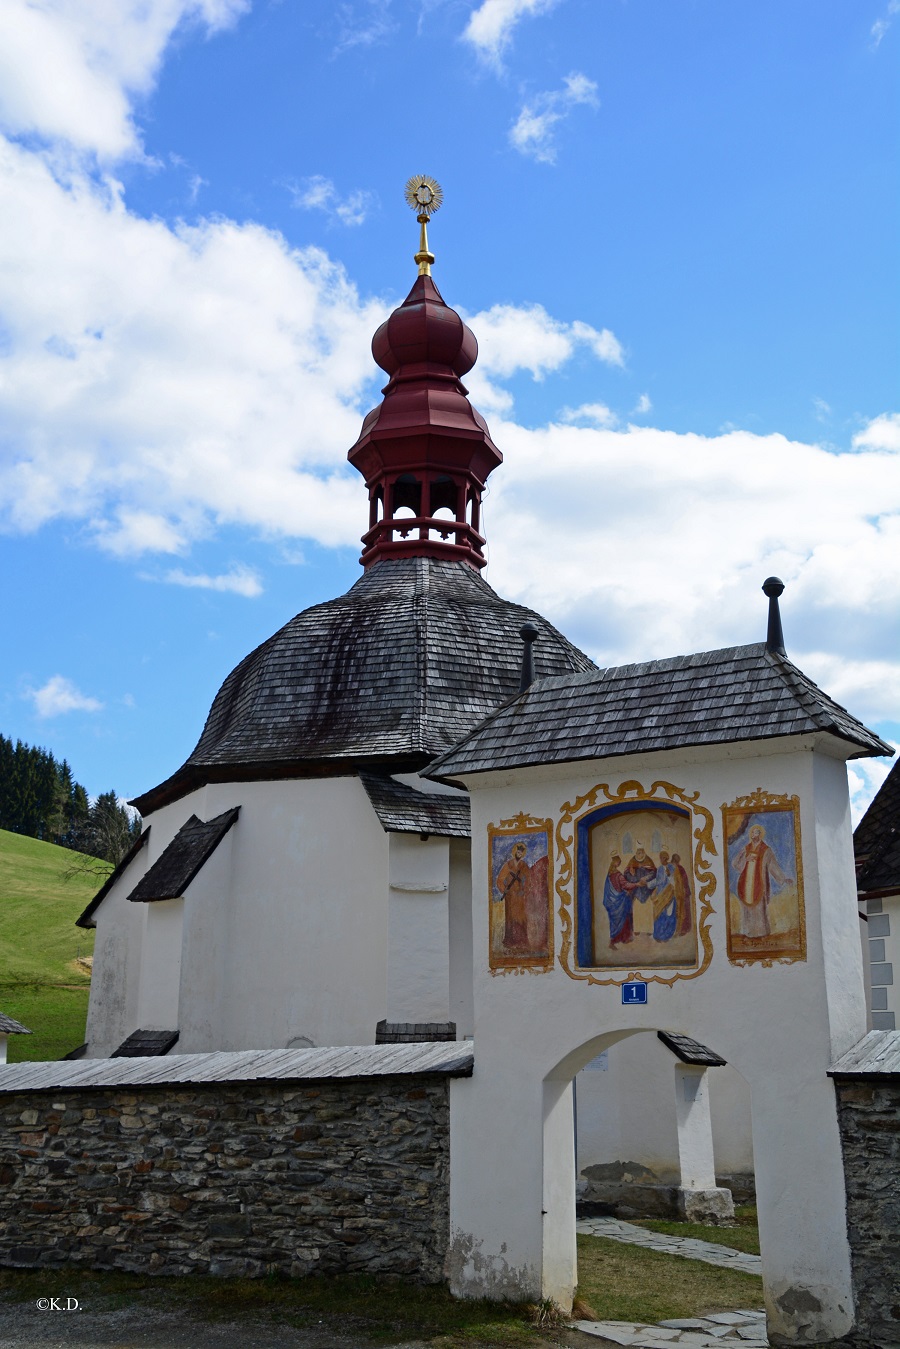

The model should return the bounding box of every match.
[130,180,595,817]
[349,176,501,570]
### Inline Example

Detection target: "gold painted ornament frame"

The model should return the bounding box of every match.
[488,813,555,975]
[555,779,717,987]
[722,788,806,967]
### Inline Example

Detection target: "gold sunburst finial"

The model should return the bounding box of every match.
[405,175,443,276]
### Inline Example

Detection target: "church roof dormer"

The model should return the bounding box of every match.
[348,177,501,570]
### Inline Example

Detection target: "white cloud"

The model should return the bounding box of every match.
[812,396,831,424]
[461,301,622,413]
[560,402,617,428]
[333,0,395,54]
[852,412,900,452]
[29,675,104,718]
[848,749,897,826]
[289,175,376,227]
[481,417,900,727]
[160,565,263,597]
[0,133,387,557]
[633,393,652,416]
[510,71,598,164]
[463,0,560,64]
[0,0,248,161]
[871,0,900,47]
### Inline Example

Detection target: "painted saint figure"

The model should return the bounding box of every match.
[496,841,529,949]
[650,850,678,941]
[671,852,693,936]
[603,854,635,946]
[625,845,657,937]
[734,823,787,938]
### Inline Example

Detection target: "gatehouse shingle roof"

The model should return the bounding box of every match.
[131,559,594,815]
[854,759,900,897]
[427,643,891,780]
[360,772,470,837]
[126,808,239,903]
[0,1042,475,1092]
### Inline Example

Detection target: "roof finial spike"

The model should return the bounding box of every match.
[519,622,539,692]
[762,576,786,657]
[405,174,443,276]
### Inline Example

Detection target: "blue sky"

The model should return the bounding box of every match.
[0,0,897,816]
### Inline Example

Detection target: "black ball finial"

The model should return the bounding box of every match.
[519,622,539,692]
[762,577,786,656]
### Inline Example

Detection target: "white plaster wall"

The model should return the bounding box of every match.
[137,899,183,1029]
[449,735,865,1343]
[84,839,151,1057]
[576,1034,681,1184]
[709,1065,755,1179]
[449,838,474,1038]
[387,834,450,1024]
[86,776,391,1055]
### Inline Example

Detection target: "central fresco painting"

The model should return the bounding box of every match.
[577,801,698,968]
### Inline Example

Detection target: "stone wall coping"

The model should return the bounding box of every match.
[0,1041,474,1094]
[828,1029,900,1078]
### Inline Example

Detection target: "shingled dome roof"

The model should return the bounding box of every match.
[131,558,594,814]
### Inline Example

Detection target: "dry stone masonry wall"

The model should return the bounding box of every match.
[834,1077,900,1347]
[0,1076,450,1281]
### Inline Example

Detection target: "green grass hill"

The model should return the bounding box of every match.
[0,829,106,1062]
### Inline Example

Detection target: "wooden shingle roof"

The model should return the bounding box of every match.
[427,643,891,780]
[359,772,470,838]
[854,759,900,897]
[131,558,594,814]
[126,808,239,903]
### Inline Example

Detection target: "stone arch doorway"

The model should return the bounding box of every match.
[573,1028,754,1225]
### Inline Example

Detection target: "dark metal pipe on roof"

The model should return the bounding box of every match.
[762,576,786,656]
[519,622,539,692]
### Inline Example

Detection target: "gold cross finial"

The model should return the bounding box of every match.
[405,175,443,276]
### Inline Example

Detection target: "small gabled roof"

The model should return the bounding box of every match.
[657,1031,726,1067]
[427,643,891,780]
[359,772,470,838]
[112,1030,179,1058]
[75,827,151,929]
[854,759,900,897]
[126,808,239,903]
[0,1013,31,1035]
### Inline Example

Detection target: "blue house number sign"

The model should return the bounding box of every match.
[622,981,648,1005]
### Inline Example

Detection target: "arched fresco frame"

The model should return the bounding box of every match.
[555,779,717,987]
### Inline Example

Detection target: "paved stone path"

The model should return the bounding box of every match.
[574,1217,767,1348]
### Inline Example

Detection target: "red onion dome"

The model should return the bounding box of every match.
[372,275,477,382]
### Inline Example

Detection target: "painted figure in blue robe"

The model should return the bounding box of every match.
[650,851,678,941]
[603,854,636,946]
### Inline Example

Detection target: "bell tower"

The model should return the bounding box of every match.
[348,176,502,569]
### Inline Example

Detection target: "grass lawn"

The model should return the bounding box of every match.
[575,1233,763,1324]
[631,1204,761,1256]
[0,1267,564,1347]
[0,828,104,1061]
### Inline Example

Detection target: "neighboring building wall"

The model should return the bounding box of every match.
[866,895,898,1031]
[0,1075,450,1280]
[833,1074,900,1347]
[449,838,474,1039]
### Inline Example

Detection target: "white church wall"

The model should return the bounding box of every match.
[576,1034,681,1186]
[386,834,451,1024]
[448,838,474,1038]
[86,776,391,1055]
[175,825,236,1054]
[137,898,183,1031]
[85,844,151,1057]
[709,1064,754,1183]
[449,734,865,1343]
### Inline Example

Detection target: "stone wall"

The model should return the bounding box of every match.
[0,1075,450,1281]
[834,1077,900,1346]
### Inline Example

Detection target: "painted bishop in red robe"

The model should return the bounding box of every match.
[734,823,787,939]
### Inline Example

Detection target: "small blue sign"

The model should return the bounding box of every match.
[622,981,648,1005]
